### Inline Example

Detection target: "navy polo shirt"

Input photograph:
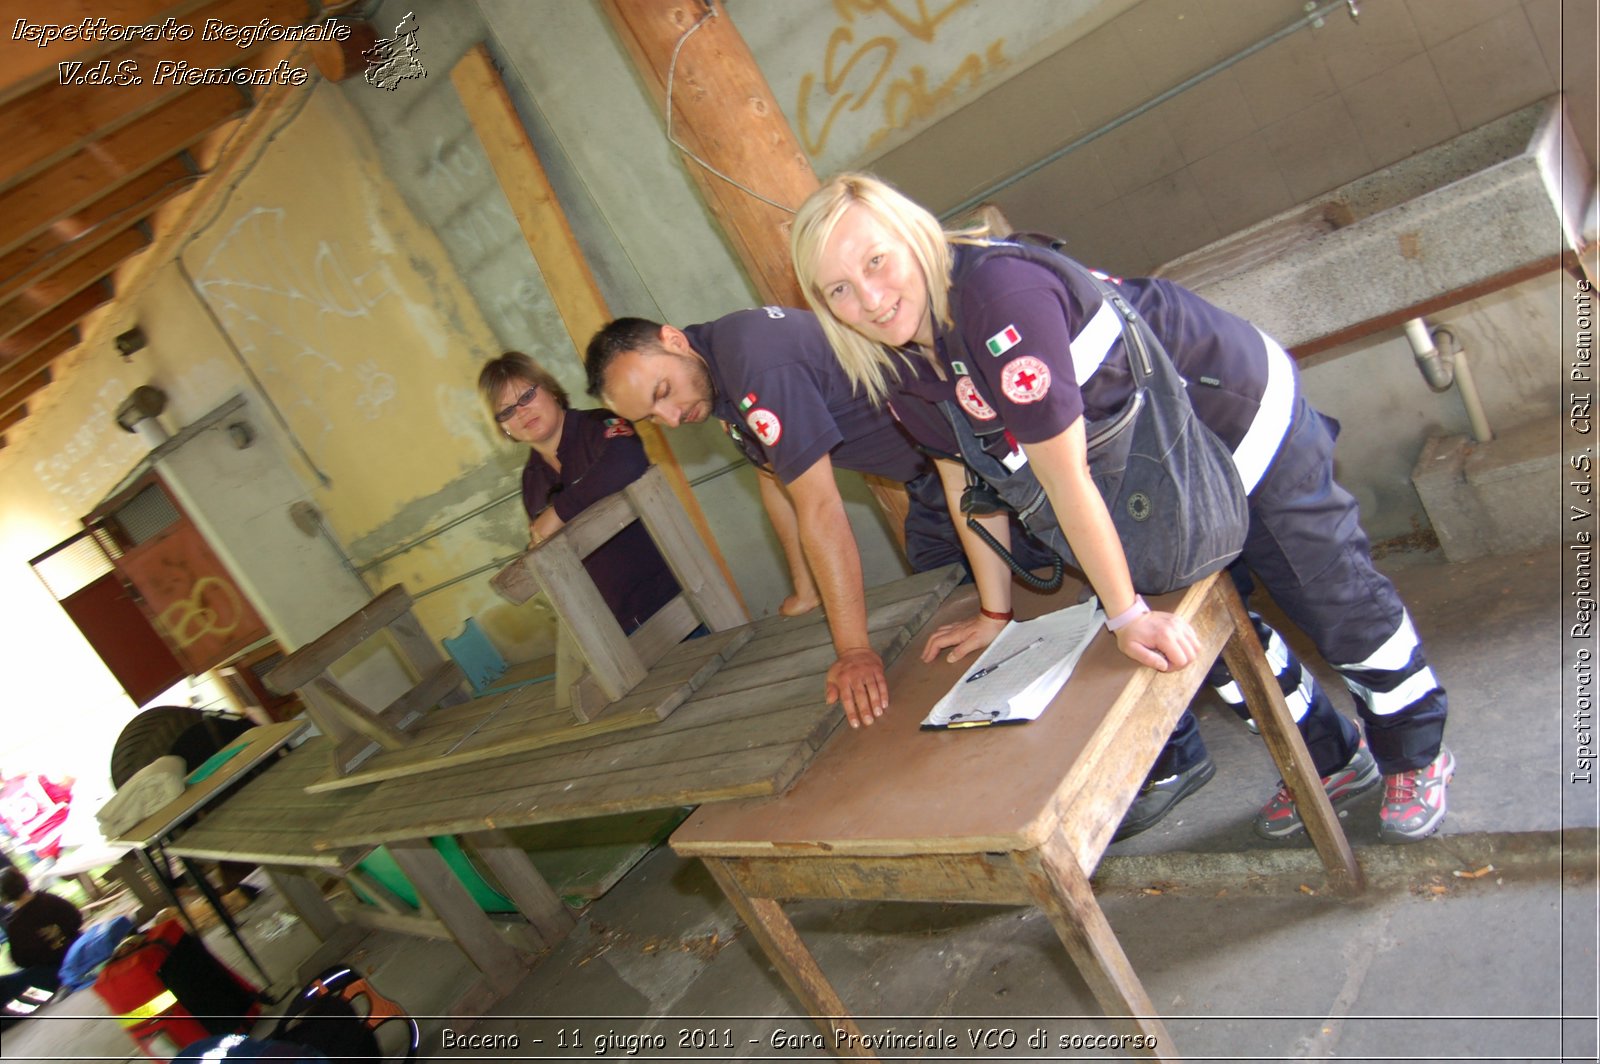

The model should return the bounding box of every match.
[683,307,928,485]
[521,408,680,633]
[890,245,1297,494]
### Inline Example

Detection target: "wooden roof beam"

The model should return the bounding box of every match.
[0,229,148,339]
[0,287,108,362]
[0,331,74,397]
[0,402,27,432]
[0,0,311,187]
[0,366,53,418]
[0,158,188,301]
[0,85,246,257]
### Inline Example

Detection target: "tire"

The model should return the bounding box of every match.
[109,707,252,788]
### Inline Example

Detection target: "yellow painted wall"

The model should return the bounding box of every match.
[0,84,557,784]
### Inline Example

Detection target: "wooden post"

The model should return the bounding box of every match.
[451,44,744,611]
[600,0,816,307]
[600,0,912,550]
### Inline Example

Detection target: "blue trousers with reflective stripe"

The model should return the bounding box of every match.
[1156,397,1447,779]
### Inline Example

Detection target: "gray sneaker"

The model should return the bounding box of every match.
[1254,738,1381,839]
[1113,757,1216,841]
[1379,747,1455,843]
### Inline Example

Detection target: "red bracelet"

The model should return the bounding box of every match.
[979,606,1014,622]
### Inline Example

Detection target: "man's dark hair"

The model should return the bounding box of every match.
[585,317,669,398]
[0,867,28,902]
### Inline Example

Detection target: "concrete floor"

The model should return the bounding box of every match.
[4,542,1596,1062]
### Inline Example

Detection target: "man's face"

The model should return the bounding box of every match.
[601,342,715,429]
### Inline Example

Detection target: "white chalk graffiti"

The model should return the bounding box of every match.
[31,378,140,517]
[354,360,397,419]
[193,207,398,442]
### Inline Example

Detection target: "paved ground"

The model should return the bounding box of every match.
[4,543,1596,1062]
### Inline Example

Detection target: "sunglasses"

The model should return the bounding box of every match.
[494,385,539,423]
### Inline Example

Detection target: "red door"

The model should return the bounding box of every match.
[29,530,187,706]
[91,476,270,676]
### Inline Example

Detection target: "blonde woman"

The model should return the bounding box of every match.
[479,352,677,634]
[790,173,1450,845]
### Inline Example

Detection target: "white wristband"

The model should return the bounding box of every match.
[1105,595,1150,632]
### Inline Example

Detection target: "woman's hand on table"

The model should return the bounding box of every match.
[1113,610,1200,672]
[920,611,1008,665]
[826,647,888,728]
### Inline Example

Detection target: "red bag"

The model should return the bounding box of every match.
[93,920,261,1062]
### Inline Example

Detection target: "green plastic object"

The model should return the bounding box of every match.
[185,741,248,785]
[352,836,516,914]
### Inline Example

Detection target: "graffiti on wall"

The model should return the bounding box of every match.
[796,0,1009,160]
[31,378,138,518]
[194,206,399,440]
[156,574,244,649]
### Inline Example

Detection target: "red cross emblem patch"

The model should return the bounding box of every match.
[955,376,997,421]
[746,408,783,447]
[1000,356,1050,404]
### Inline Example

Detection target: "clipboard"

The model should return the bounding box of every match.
[921,599,1104,730]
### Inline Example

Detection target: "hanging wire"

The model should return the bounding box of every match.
[664,2,795,215]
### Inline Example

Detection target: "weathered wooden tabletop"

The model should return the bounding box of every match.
[314,567,964,851]
[670,573,1221,869]
[166,736,371,872]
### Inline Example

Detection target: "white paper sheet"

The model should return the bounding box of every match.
[921,599,1105,729]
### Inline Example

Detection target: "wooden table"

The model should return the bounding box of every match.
[111,721,309,986]
[174,569,964,999]
[670,572,1362,1061]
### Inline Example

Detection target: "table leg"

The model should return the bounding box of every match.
[465,830,575,950]
[387,839,531,997]
[134,846,203,940]
[1012,834,1176,1061]
[176,854,275,989]
[264,868,344,941]
[1215,581,1365,895]
[701,859,876,1061]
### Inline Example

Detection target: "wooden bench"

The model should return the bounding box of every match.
[263,586,472,778]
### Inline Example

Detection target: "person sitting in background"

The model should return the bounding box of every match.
[479,352,679,634]
[0,867,82,1008]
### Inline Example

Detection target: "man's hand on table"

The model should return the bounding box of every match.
[826,647,888,728]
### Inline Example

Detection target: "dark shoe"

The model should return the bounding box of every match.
[1113,757,1216,841]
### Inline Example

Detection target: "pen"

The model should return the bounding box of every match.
[963,637,1044,683]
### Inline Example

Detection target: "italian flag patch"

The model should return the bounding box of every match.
[738,392,758,412]
[986,324,1021,356]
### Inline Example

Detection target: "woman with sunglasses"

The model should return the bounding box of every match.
[789,173,1451,845]
[479,352,678,634]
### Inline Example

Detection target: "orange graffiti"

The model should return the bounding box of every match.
[797,0,1008,159]
[870,41,1005,154]
[157,576,244,649]
[830,0,971,42]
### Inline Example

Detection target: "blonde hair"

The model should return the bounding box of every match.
[790,172,991,405]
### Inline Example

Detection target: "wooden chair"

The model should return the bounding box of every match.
[440,618,555,698]
[263,586,471,776]
[491,466,748,722]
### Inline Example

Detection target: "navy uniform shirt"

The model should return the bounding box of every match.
[520,408,680,633]
[683,307,928,485]
[891,245,1297,495]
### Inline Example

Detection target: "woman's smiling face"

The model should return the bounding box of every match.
[814,203,933,350]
